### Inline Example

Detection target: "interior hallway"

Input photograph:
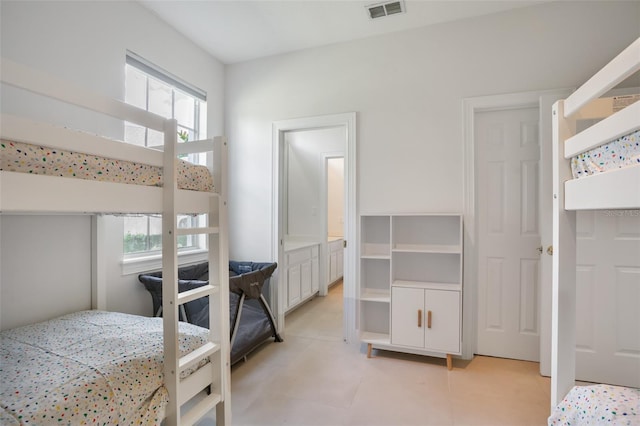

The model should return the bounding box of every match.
[201,282,552,425]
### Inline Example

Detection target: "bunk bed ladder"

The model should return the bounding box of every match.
[162,122,230,425]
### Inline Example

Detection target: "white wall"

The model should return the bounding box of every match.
[0,0,225,325]
[285,127,345,240]
[225,0,640,262]
[1,216,92,330]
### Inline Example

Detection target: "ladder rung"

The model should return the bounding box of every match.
[181,392,221,426]
[177,284,218,305]
[176,226,219,236]
[179,341,220,372]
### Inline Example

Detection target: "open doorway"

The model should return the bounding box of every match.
[272,113,356,343]
[325,155,345,292]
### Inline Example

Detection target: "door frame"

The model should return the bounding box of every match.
[463,89,571,363]
[272,112,357,343]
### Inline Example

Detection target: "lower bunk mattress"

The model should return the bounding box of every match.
[0,139,214,192]
[548,384,639,425]
[571,129,640,179]
[0,310,209,425]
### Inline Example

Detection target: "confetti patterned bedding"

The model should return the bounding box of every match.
[0,140,214,192]
[571,130,640,179]
[0,310,210,425]
[548,384,639,425]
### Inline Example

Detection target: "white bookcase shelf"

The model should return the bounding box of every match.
[359,213,463,370]
[360,254,391,260]
[392,244,461,254]
[360,289,391,303]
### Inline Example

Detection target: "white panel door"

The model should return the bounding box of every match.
[476,107,541,361]
[575,211,640,387]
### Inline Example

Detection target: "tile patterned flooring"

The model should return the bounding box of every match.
[199,282,552,425]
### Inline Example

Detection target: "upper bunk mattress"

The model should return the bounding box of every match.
[1,139,214,192]
[0,310,209,425]
[571,129,640,179]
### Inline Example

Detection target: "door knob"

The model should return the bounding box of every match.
[547,246,553,255]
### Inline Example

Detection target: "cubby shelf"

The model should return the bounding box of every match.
[392,244,461,254]
[360,289,391,303]
[360,254,391,260]
[360,332,391,345]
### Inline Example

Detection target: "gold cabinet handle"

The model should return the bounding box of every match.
[418,309,422,327]
[427,310,432,329]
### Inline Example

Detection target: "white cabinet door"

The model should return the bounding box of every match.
[337,246,344,278]
[391,287,425,348]
[300,260,312,299]
[288,265,301,309]
[311,255,319,293]
[392,287,460,354]
[285,243,320,312]
[329,251,338,282]
[424,289,460,354]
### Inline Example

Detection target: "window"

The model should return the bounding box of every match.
[123,52,208,259]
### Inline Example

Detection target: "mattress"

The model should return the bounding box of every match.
[0,310,210,425]
[0,139,214,192]
[548,384,639,425]
[571,129,640,179]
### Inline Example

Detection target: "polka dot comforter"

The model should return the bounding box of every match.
[548,384,639,425]
[571,130,640,179]
[0,140,214,192]
[0,311,210,425]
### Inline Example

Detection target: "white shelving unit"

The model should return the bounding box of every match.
[359,213,463,370]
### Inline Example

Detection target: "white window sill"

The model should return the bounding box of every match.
[121,249,209,276]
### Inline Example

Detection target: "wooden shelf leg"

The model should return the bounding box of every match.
[367,343,372,359]
[446,354,453,370]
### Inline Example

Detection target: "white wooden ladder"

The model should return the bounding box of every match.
[162,124,230,425]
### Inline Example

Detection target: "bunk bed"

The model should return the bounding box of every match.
[0,58,231,425]
[548,37,640,424]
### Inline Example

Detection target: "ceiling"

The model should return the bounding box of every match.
[139,0,549,64]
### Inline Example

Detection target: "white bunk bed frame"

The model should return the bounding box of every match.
[0,59,231,425]
[551,37,640,407]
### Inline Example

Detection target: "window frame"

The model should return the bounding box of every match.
[121,52,209,268]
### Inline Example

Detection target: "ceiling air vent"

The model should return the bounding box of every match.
[366,1,405,20]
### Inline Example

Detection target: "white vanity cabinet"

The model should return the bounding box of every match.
[284,243,319,312]
[359,214,463,370]
[328,238,344,285]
